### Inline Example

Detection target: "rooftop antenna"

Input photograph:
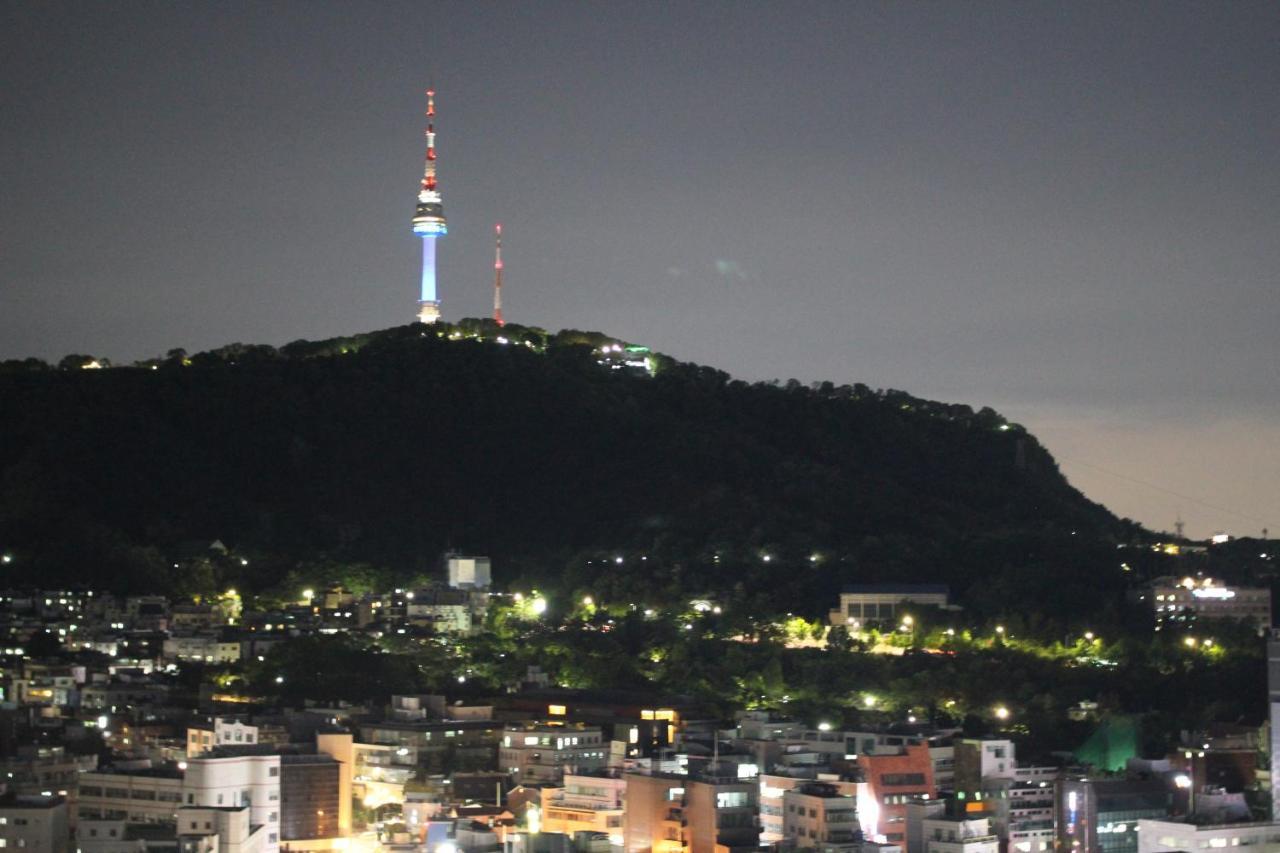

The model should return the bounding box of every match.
[1174,513,1185,541]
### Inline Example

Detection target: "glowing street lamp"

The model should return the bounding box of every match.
[994,706,1010,721]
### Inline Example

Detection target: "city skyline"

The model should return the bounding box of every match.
[2,2,1277,538]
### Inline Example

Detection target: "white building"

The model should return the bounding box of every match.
[499,725,609,785]
[177,806,268,853]
[1138,819,1280,853]
[405,589,473,634]
[994,781,1057,853]
[1145,577,1271,631]
[447,556,491,590]
[77,767,186,824]
[0,794,69,853]
[828,585,951,629]
[186,720,260,757]
[921,816,999,853]
[163,635,241,665]
[183,754,280,853]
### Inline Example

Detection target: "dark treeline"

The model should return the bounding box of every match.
[0,321,1141,621]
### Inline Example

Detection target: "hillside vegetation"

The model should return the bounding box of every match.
[0,320,1140,622]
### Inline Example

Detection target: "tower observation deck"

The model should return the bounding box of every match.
[412,88,446,324]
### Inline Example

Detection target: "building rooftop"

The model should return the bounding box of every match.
[840,584,949,595]
[0,793,66,809]
[86,764,184,779]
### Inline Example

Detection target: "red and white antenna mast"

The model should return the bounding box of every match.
[493,223,505,326]
[423,88,437,191]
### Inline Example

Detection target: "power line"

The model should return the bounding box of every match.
[1058,454,1272,528]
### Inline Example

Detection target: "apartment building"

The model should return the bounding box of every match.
[539,772,625,846]
[499,724,609,785]
[0,794,69,853]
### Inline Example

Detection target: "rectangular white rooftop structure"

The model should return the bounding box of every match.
[447,555,491,589]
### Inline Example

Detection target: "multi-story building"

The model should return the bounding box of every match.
[446,556,491,590]
[1057,778,1170,853]
[278,755,342,844]
[404,589,473,635]
[77,765,186,824]
[992,779,1056,853]
[952,740,1015,795]
[624,767,760,853]
[1272,631,1280,821]
[782,782,863,848]
[176,805,268,853]
[0,746,87,798]
[760,775,874,847]
[183,753,280,853]
[1141,577,1271,632]
[920,815,998,853]
[80,680,170,712]
[0,793,70,853]
[1137,819,1280,853]
[162,635,240,665]
[539,771,626,846]
[506,693,685,761]
[357,718,500,774]
[858,745,937,845]
[499,724,609,785]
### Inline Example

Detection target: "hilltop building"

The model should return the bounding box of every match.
[829,586,953,630]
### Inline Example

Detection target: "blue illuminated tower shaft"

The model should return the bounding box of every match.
[412,88,446,323]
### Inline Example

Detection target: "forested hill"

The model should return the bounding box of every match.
[0,320,1140,619]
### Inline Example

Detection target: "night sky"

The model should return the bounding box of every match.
[3,2,1277,538]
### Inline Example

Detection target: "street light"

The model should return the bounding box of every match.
[994,706,1010,721]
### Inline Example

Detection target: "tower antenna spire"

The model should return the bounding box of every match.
[493,223,505,327]
[411,87,447,324]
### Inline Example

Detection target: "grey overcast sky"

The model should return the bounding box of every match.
[3,2,1277,538]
